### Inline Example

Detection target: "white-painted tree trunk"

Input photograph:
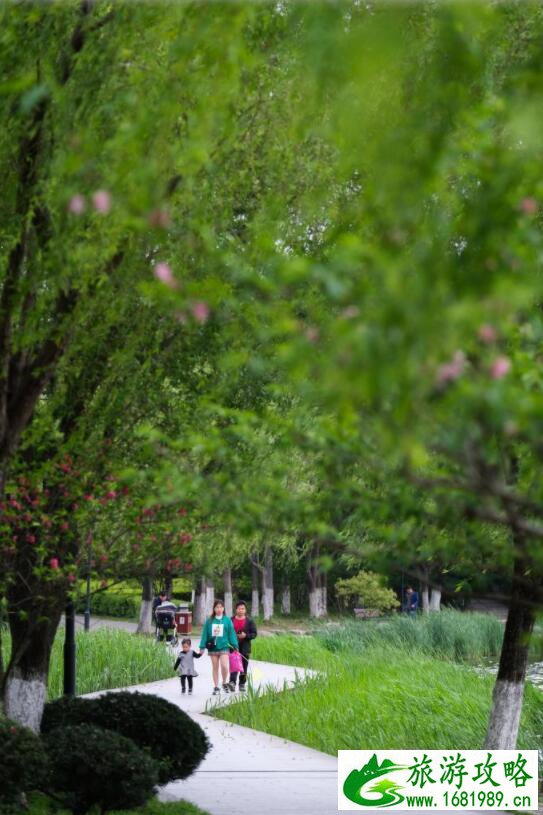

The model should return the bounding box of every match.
[223,568,233,617]
[204,578,215,617]
[281,584,291,615]
[421,581,430,613]
[4,670,47,733]
[194,577,206,625]
[3,602,62,732]
[320,584,327,617]
[309,587,327,618]
[308,554,327,618]
[261,546,274,620]
[136,576,153,634]
[484,680,525,748]
[484,551,538,749]
[429,586,442,611]
[251,556,260,617]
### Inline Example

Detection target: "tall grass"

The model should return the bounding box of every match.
[251,610,506,668]
[219,645,543,757]
[315,610,505,663]
[2,629,174,699]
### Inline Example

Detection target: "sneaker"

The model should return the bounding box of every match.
[181,688,186,694]
[228,681,236,692]
[222,683,230,693]
[212,686,220,695]
[188,689,193,694]
[239,685,246,692]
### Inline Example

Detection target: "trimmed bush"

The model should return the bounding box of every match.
[44,723,158,814]
[75,591,139,619]
[0,717,49,808]
[42,691,210,783]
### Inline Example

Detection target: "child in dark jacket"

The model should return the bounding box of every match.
[173,638,202,694]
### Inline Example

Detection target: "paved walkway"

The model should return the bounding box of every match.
[87,656,338,815]
[79,616,510,815]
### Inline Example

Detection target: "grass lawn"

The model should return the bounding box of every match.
[27,793,208,814]
[215,612,543,760]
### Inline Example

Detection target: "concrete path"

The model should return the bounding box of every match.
[79,618,512,815]
[87,654,338,815]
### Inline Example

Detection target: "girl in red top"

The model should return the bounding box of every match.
[228,601,257,692]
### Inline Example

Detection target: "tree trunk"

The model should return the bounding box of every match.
[223,567,233,617]
[429,585,442,611]
[281,584,291,615]
[164,575,173,599]
[308,552,327,618]
[136,576,154,634]
[251,555,260,617]
[204,578,215,617]
[262,546,274,621]
[421,580,430,613]
[3,608,63,732]
[484,553,539,749]
[320,572,328,617]
[194,576,207,625]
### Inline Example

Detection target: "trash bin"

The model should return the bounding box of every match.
[175,605,192,635]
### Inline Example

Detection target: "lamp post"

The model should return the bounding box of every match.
[63,598,76,696]
[84,543,92,632]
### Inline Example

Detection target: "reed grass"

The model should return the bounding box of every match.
[2,629,174,700]
[252,609,518,667]
[218,645,543,757]
[315,610,505,663]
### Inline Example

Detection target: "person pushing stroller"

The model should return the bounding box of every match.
[173,638,202,694]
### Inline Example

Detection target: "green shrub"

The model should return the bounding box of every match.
[42,691,210,784]
[44,723,158,814]
[0,718,49,808]
[335,571,399,612]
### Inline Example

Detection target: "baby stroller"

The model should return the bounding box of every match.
[155,601,178,645]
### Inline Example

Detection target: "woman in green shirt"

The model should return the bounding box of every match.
[199,599,239,695]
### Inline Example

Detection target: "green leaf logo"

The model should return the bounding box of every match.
[343,753,407,808]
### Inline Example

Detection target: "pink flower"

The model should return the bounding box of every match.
[25,534,36,544]
[61,521,69,532]
[84,494,95,502]
[478,324,497,344]
[50,558,59,570]
[153,262,178,289]
[92,190,112,214]
[490,356,511,379]
[520,197,538,215]
[106,490,117,500]
[68,194,86,215]
[67,573,76,583]
[436,351,466,385]
[191,301,210,324]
